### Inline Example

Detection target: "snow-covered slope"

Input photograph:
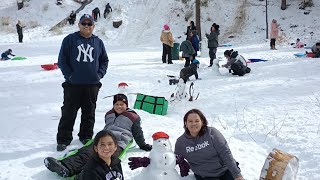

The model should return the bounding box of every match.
[1,0,319,46]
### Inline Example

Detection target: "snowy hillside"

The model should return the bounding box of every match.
[0,0,320,179]
[1,0,319,46]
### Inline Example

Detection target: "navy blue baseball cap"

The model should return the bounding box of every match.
[79,14,94,24]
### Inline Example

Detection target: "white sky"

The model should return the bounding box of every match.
[0,0,319,179]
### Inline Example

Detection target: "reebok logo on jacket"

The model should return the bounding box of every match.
[186,141,209,153]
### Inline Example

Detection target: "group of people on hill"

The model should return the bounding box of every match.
[42,13,245,180]
[67,3,112,25]
[91,3,113,22]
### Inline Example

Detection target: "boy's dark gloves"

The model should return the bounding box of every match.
[128,157,150,170]
[176,155,190,177]
[140,144,152,151]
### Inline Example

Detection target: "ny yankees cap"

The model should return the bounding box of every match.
[79,14,94,24]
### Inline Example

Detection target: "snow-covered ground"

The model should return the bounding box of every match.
[0,0,320,179]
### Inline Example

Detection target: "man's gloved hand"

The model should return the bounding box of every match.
[140,144,152,151]
[128,157,150,170]
[176,155,190,177]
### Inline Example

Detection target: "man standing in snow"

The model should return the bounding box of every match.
[56,14,109,151]
[16,20,25,43]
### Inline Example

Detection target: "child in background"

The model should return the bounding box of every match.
[180,59,200,83]
[295,39,305,48]
[1,49,15,60]
[270,19,279,50]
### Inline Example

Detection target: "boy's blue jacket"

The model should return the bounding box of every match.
[58,31,109,84]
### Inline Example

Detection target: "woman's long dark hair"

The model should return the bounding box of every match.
[190,21,196,30]
[183,109,208,137]
[93,130,118,150]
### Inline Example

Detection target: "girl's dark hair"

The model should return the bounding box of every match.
[183,109,208,136]
[93,130,118,148]
[190,21,195,28]
[224,49,234,57]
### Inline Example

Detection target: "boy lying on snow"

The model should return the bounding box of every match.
[306,42,320,58]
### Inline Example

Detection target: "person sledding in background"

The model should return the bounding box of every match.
[1,49,15,61]
[180,38,195,67]
[310,42,320,58]
[206,23,220,67]
[44,94,152,178]
[76,130,123,180]
[175,109,244,180]
[294,38,305,48]
[221,49,251,76]
[160,24,174,64]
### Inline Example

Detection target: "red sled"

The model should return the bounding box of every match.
[41,63,58,70]
[306,53,315,58]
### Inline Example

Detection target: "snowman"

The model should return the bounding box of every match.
[128,132,191,180]
[118,82,129,94]
[212,58,221,75]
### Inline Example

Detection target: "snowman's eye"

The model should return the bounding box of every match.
[158,140,161,142]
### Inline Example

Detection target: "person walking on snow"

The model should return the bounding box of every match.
[56,14,109,151]
[160,24,174,64]
[104,3,112,18]
[270,19,279,50]
[92,7,100,22]
[206,23,220,67]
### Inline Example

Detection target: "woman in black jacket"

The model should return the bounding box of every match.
[75,130,123,180]
[185,21,197,40]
